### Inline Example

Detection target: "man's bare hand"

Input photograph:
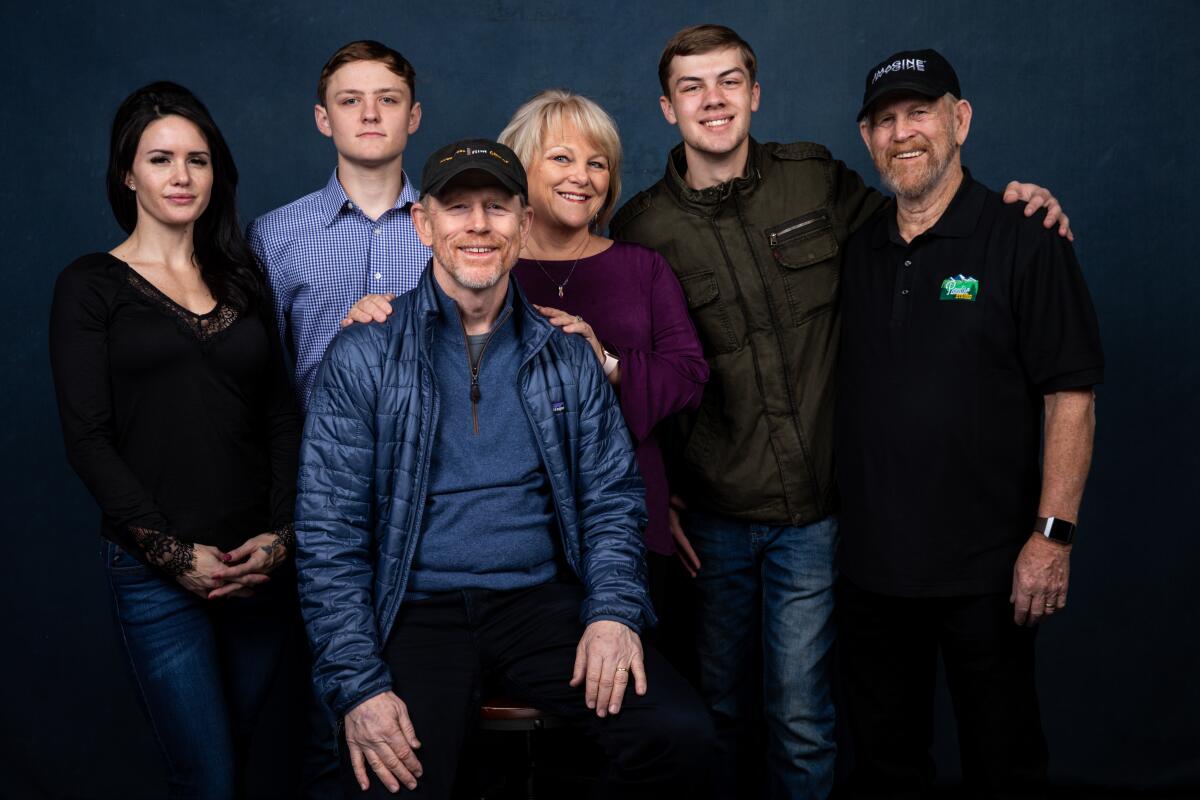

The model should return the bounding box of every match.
[344,691,423,793]
[341,293,397,328]
[569,620,647,717]
[1010,533,1072,626]
[1002,181,1073,241]
[668,494,702,577]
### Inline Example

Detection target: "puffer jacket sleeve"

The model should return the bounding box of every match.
[295,324,393,719]
[572,348,657,633]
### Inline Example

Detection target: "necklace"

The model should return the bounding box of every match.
[534,258,579,298]
[529,236,591,298]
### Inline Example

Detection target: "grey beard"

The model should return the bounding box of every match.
[880,142,959,200]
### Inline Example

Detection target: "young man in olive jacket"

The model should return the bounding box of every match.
[609,24,1072,800]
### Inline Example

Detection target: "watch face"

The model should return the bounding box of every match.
[1042,517,1076,543]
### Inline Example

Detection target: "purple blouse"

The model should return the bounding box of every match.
[514,241,708,555]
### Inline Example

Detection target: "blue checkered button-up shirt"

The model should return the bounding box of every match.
[248,169,431,407]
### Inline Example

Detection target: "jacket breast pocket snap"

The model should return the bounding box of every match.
[766,210,840,326]
[677,270,739,355]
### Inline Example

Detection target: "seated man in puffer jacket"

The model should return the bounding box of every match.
[294,138,714,800]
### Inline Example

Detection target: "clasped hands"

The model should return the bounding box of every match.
[176,532,289,600]
[343,619,646,793]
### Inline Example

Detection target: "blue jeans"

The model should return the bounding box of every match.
[103,538,292,799]
[685,511,839,800]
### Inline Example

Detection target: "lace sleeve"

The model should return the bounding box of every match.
[129,526,196,577]
[269,523,295,557]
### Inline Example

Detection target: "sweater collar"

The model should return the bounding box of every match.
[415,262,554,359]
[430,270,515,340]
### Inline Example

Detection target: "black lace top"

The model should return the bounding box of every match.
[49,252,300,560]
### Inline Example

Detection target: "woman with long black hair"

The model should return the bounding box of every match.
[49,82,300,799]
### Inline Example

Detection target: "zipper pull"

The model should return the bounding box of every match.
[470,380,481,435]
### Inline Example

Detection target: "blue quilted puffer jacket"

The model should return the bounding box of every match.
[295,266,654,719]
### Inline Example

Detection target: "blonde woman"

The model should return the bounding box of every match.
[501,89,708,565]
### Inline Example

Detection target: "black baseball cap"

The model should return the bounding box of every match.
[857,49,961,121]
[420,138,527,200]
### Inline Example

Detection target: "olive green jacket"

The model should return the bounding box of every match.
[610,139,883,526]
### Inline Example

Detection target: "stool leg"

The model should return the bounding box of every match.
[525,726,535,800]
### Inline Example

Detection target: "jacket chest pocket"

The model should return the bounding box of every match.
[766,210,840,326]
[677,270,739,355]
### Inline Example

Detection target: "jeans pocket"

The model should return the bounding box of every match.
[104,539,152,575]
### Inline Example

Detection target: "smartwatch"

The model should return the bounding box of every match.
[602,348,620,377]
[1034,516,1076,545]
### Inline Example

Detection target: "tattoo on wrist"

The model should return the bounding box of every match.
[129,526,195,577]
[262,524,295,558]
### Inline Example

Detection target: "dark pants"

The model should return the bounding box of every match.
[104,539,292,800]
[296,619,342,799]
[837,580,1049,800]
[338,582,714,799]
[645,550,701,687]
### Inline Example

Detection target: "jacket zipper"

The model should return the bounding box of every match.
[732,192,825,520]
[767,209,832,247]
[769,217,822,246]
[515,355,579,578]
[459,307,512,435]
[381,321,439,655]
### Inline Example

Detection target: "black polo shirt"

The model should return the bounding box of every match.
[836,168,1103,597]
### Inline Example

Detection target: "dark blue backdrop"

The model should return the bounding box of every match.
[3,1,1196,797]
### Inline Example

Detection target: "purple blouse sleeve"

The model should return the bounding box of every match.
[615,250,709,444]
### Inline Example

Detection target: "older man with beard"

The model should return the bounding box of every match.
[835,51,1104,798]
[294,139,712,799]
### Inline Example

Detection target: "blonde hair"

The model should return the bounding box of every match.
[499,89,622,230]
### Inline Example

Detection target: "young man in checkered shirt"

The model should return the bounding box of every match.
[248,40,430,409]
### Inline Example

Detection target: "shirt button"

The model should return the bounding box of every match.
[904,260,912,266]
[373,228,382,236]
[347,201,355,210]
[373,272,383,280]
[901,289,910,295]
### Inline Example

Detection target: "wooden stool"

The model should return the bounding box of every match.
[476,696,565,799]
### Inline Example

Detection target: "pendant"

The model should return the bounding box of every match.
[558,286,564,298]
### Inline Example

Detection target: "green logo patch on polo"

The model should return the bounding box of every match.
[939,274,979,301]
